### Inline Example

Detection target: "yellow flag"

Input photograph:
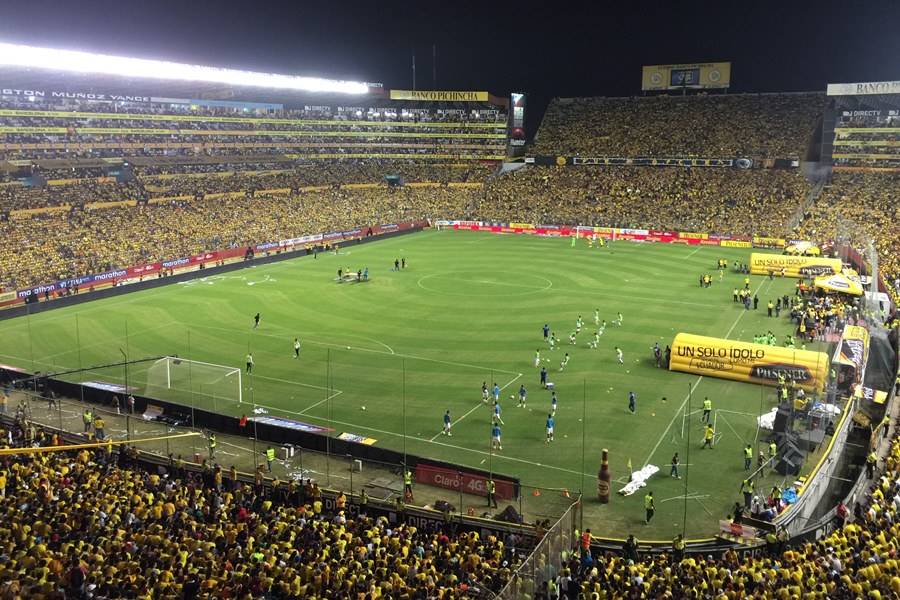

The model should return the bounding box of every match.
[627,457,633,473]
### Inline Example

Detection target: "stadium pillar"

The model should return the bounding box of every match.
[581,379,587,532]
[402,358,407,475]
[683,383,691,537]
[347,453,353,495]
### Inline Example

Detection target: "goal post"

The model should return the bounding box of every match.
[143,356,242,414]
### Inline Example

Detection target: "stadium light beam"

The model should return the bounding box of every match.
[0,42,371,94]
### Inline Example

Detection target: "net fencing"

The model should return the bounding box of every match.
[497,496,580,599]
[143,356,243,413]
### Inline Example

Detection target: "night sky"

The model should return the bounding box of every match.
[1,0,898,132]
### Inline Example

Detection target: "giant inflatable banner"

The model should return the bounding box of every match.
[749,253,842,278]
[669,333,829,391]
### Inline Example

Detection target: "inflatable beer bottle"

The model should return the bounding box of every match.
[598,449,611,503]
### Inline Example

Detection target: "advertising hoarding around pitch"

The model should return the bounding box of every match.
[669,333,829,391]
[748,253,842,278]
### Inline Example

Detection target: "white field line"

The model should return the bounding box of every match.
[251,400,596,479]
[250,373,338,393]
[180,321,517,375]
[429,372,523,441]
[295,390,344,416]
[718,413,745,442]
[660,493,710,504]
[642,278,769,467]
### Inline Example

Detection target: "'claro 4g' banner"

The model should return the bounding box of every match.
[669,333,829,391]
[749,253,842,278]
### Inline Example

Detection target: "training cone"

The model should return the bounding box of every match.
[562,488,570,498]
[532,488,541,497]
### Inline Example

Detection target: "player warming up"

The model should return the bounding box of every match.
[491,421,502,451]
[517,384,527,408]
[293,338,301,359]
[551,391,558,415]
[614,312,623,326]
[559,352,570,371]
[253,313,261,329]
[594,308,600,326]
[615,347,624,364]
[482,382,489,403]
[534,349,541,368]
[546,413,555,443]
[442,410,452,436]
[493,400,505,425]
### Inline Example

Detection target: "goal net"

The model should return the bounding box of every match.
[143,356,242,413]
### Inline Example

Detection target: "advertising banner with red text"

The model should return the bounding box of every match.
[415,462,516,500]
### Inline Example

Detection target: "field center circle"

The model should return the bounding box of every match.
[417,271,553,296]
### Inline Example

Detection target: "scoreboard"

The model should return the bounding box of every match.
[825,81,900,171]
[642,62,731,91]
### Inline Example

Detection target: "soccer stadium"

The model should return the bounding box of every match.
[0,19,899,599]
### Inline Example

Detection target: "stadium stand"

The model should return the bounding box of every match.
[479,166,810,237]
[530,93,824,159]
[0,420,522,598]
[1,415,898,598]
[0,185,480,291]
[798,172,900,304]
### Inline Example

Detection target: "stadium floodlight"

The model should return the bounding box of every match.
[0,42,371,94]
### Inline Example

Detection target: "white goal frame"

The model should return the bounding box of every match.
[150,356,243,405]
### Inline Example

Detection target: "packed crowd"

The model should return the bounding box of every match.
[798,172,900,303]
[0,420,522,598]
[531,93,824,159]
[1,407,898,598]
[0,102,507,161]
[479,166,809,236]
[530,422,900,598]
[0,162,493,213]
[0,185,480,290]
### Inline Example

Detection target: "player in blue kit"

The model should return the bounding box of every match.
[442,410,452,436]
[492,382,500,402]
[518,384,527,408]
[546,413,555,443]
[493,400,505,425]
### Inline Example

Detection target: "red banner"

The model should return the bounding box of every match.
[415,463,516,500]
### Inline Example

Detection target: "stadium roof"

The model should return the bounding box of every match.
[0,41,381,103]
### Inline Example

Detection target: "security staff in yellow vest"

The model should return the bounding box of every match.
[404,469,413,495]
[741,479,754,508]
[771,485,782,506]
[769,441,777,462]
[487,479,497,508]
[866,451,877,479]
[744,445,753,470]
[208,433,216,459]
[701,397,712,423]
[265,446,275,472]
[644,491,655,524]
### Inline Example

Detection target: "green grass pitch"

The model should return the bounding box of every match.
[0,229,810,537]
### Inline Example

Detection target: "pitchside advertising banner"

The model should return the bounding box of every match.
[749,253,842,278]
[669,333,829,391]
[414,462,516,500]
